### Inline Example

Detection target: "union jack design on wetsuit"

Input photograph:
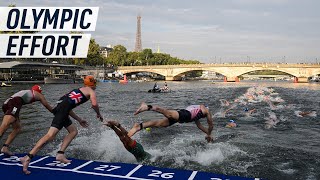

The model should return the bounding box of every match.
[69,91,83,104]
[51,89,89,130]
[65,89,88,109]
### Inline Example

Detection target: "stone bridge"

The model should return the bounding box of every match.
[117,63,320,82]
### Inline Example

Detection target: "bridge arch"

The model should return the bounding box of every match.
[234,68,295,77]
[117,64,320,82]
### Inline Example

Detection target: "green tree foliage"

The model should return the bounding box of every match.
[127,52,140,65]
[71,38,104,66]
[85,38,104,66]
[106,45,127,66]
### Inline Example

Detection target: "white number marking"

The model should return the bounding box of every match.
[46,160,71,167]
[3,156,20,162]
[94,165,121,172]
[148,170,174,179]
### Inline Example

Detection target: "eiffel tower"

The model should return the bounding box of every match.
[134,15,142,52]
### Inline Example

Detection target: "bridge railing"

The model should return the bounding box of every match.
[118,63,320,69]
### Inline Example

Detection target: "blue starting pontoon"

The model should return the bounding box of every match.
[0,153,263,180]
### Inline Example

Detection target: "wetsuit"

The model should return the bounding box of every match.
[169,105,206,125]
[128,140,151,162]
[51,89,88,130]
[2,90,36,118]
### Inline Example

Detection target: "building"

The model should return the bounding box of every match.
[99,45,113,58]
[0,61,83,83]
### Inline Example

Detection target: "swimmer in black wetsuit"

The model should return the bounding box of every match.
[104,120,151,162]
[20,76,104,175]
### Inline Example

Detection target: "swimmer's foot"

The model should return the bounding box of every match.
[127,122,142,137]
[56,153,71,163]
[20,156,31,175]
[134,102,150,115]
[1,146,14,156]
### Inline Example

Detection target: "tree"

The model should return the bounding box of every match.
[86,38,104,66]
[141,48,153,65]
[127,52,140,65]
[106,45,127,66]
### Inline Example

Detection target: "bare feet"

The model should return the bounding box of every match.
[56,153,71,163]
[1,146,13,156]
[134,102,149,115]
[20,156,31,175]
[127,123,141,137]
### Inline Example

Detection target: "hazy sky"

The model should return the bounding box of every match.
[1,0,320,63]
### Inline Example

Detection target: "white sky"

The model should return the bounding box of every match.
[1,0,320,63]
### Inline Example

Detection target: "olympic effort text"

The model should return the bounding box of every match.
[0,7,99,31]
[0,34,91,58]
[0,7,98,58]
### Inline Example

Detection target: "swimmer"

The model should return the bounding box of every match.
[104,121,151,162]
[226,120,237,128]
[295,111,317,117]
[1,85,53,156]
[128,102,214,143]
[20,76,104,175]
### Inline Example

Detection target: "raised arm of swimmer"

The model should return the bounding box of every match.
[88,87,103,121]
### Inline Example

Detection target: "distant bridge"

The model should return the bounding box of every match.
[117,63,320,82]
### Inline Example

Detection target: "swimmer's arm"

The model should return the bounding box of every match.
[206,112,214,136]
[117,124,129,135]
[37,93,53,113]
[89,89,103,121]
[195,120,209,134]
[69,110,82,122]
[69,110,89,127]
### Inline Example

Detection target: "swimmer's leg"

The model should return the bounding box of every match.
[56,124,78,163]
[134,102,179,121]
[21,127,59,174]
[1,120,21,156]
[128,118,170,137]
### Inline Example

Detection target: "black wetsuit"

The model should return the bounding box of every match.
[51,89,88,130]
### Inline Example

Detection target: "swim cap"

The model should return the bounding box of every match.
[31,85,42,94]
[84,75,96,87]
[229,120,235,123]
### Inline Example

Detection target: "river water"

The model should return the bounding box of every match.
[0,81,319,180]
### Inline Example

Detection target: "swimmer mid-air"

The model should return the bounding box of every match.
[128,102,214,143]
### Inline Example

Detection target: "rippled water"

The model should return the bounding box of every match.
[1,81,319,180]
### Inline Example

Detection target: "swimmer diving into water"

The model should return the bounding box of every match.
[104,120,151,162]
[128,102,214,143]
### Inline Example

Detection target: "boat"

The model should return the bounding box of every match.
[0,82,12,87]
[44,74,81,84]
[0,153,263,180]
[148,88,171,93]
